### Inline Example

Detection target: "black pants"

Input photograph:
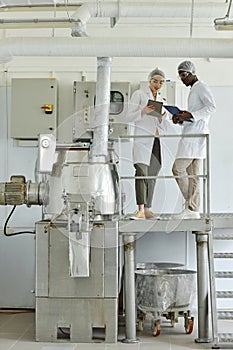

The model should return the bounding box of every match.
[134,137,162,207]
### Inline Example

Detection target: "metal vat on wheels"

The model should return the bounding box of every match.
[135,268,196,336]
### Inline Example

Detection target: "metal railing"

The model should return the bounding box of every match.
[117,133,210,220]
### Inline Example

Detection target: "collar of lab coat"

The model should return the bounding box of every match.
[144,85,154,99]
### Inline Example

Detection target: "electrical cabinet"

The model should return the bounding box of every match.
[73,81,130,141]
[11,78,57,139]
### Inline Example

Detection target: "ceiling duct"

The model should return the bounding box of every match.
[71,4,91,37]
[214,0,233,30]
[0,2,229,29]
[1,37,233,63]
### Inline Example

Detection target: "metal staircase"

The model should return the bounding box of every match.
[208,226,233,349]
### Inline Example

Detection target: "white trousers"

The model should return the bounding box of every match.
[172,158,201,212]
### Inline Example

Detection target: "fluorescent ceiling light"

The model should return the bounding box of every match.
[214,0,233,30]
[215,18,233,30]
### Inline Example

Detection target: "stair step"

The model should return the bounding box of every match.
[217,291,233,298]
[214,253,233,258]
[218,333,233,343]
[213,233,233,240]
[217,311,233,320]
[215,271,233,278]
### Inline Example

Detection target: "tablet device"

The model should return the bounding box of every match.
[163,105,193,123]
[163,105,182,116]
[147,100,163,117]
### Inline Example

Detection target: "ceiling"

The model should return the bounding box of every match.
[0,0,233,40]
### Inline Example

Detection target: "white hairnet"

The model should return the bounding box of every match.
[177,60,196,74]
[148,67,165,81]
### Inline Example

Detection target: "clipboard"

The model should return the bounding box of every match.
[147,99,163,117]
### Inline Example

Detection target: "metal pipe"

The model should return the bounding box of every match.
[0,18,82,29]
[206,134,210,219]
[91,57,111,158]
[122,234,138,343]
[194,232,211,343]
[203,158,206,217]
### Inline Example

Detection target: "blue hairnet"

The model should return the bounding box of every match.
[177,60,195,74]
[148,68,165,81]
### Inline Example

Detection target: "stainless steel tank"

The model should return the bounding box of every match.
[135,269,196,313]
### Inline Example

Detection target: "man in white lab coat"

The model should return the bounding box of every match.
[172,60,216,219]
[127,68,168,220]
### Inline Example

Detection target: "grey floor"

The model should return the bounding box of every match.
[0,310,219,350]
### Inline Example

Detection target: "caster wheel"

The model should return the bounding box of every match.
[185,318,194,334]
[152,321,161,336]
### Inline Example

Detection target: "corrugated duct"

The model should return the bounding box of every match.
[76,2,226,19]
[0,2,227,19]
[1,37,233,63]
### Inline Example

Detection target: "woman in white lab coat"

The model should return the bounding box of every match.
[127,68,168,220]
[172,60,216,219]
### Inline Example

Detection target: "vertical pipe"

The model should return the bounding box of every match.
[194,232,211,343]
[122,234,139,343]
[203,158,206,217]
[92,57,111,158]
[118,136,122,219]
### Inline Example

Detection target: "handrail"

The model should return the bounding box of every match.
[117,133,210,220]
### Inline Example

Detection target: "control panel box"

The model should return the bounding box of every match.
[73,81,130,141]
[11,78,57,139]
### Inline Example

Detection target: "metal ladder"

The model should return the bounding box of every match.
[208,228,233,349]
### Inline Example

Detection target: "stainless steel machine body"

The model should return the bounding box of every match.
[0,57,123,343]
[35,220,119,342]
[40,143,119,218]
[34,132,121,341]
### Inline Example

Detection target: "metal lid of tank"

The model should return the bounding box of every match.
[136,262,184,270]
[135,269,196,276]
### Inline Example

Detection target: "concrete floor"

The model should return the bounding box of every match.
[0,309,218,350]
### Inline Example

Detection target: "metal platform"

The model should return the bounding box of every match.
[119,213,233,235]
[119,215,212,234]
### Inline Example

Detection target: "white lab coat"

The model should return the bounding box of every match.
[176,80,216,159]
[127,86,168,165]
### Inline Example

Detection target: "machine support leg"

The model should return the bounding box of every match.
[194,232,211,343]
[122,234,139,343]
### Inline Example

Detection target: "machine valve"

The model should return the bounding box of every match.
[41,104,53,114]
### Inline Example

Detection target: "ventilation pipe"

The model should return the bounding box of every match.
[82,2,226,19]
[0,2,227,20]
[71,4,91,37]
[1,37,233,63]
[91,57,111,159]
[0,2,228,30]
